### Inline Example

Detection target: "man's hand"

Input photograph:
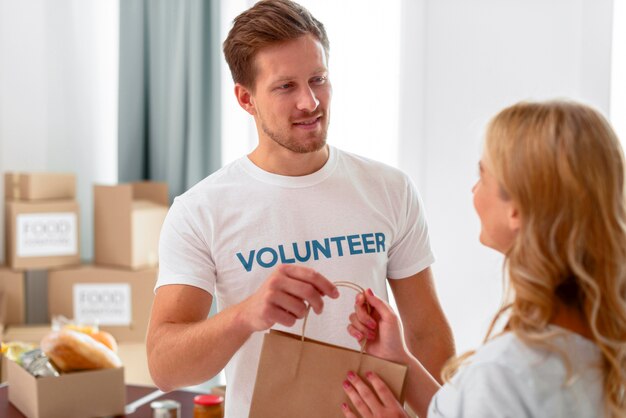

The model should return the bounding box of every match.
[239,264,340,332]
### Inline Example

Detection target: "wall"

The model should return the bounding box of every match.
[399,0,614,352]
[0,0,616,367]
[220,0,403,168]
[611,0,626,141]
[0,0,119,264]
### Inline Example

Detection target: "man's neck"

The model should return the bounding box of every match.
[247,144,329,176]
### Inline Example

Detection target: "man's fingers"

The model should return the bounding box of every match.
[270,291,309,318]
[266,306,298,327]
[283,278,327,314]
[278,264,339,298]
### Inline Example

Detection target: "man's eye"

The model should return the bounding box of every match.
[311,76,327,85]
[277,83,292,90]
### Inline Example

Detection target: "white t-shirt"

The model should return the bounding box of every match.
[428,327,604,417]
[156,146,434,418]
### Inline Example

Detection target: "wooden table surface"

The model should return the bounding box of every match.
[0,383,205,417]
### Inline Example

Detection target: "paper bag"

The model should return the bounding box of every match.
[249,283,408,418]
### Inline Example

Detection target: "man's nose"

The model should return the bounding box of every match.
[296,86,319,112]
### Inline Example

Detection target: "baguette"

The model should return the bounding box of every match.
[41,329,122,372]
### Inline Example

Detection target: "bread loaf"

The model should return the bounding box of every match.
[89,330,118,352]
[41,329,122,372]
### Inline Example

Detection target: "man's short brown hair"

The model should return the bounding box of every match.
[223,0,329,89]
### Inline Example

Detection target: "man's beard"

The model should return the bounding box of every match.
[260,113,329,154]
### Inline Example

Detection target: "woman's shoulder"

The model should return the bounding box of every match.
[428,329,603,417]
[470,327,602,375]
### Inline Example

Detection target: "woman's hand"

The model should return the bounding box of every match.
[341,371,409,418]
[347,288,410,364]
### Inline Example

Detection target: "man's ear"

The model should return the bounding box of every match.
[508,204,521,232]
[234,83,256,116]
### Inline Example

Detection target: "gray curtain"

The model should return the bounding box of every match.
[118,0,221,201]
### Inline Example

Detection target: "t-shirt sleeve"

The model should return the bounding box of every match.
[155,198,217,295]
[386,175,435,279]
[428,363,531,418]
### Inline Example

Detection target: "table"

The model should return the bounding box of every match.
[0,383,204,417]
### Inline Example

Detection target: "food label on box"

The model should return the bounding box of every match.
[16,212,78,257]
[73,283,132,326]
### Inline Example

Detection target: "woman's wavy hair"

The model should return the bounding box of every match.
[443,101,626,417]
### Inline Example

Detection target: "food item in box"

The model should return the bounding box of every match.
[89,330,118,352]
[41,329,122,372]
[20,349,60,377]
[52,315,118,352]
[1,341,37,364]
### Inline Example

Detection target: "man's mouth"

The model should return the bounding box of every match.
[293,116,322,126]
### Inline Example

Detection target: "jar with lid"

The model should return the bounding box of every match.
[151,399,181,418]
[193,394,224,418]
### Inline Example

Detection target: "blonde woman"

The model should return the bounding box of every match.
[341,101,626,418]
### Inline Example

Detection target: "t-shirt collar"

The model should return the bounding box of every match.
[239,145,338,188]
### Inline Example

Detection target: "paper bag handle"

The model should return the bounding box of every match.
[300,280,371,354]
[291,281,372,379]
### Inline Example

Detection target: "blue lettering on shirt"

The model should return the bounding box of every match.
[235,232,387,272]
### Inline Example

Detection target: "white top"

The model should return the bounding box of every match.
[428,327,604,417]
[156,146,435,418]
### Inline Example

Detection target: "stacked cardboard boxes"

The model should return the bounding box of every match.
[47,182,169,386]
[2,179,168,416]
[4,172,80,269]
[0,267,26,381]
[94,182,169,270]
[0,267,25,326]
[1,172,79,388]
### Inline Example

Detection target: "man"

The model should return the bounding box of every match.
[147,1,454,417]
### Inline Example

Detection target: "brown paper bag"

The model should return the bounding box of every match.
[249,283,408,418]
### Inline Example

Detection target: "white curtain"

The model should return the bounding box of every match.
[0,0,119,261]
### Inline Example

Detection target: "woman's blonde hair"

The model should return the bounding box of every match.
[443,101,626,417]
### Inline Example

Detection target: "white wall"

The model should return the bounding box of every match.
[219,0,615,354]
[220,0,403,168]
[1,0,616,360]
[611,0,626,142]
[400,0,614,352]
[0,0,119,263]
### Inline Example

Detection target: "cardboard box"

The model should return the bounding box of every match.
[5,172,76,201]
[2,325,51,344]
[2,325,49,382]
[94,182,168,269]
[48,265,157,342]
[118,342,154,386]
[0,267,25,325]
[7,359,125,418]
[5,200,80,270]
[0,327,153,386]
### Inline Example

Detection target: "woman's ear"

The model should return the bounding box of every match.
[234,83,256,116]
[508,204,521,232]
